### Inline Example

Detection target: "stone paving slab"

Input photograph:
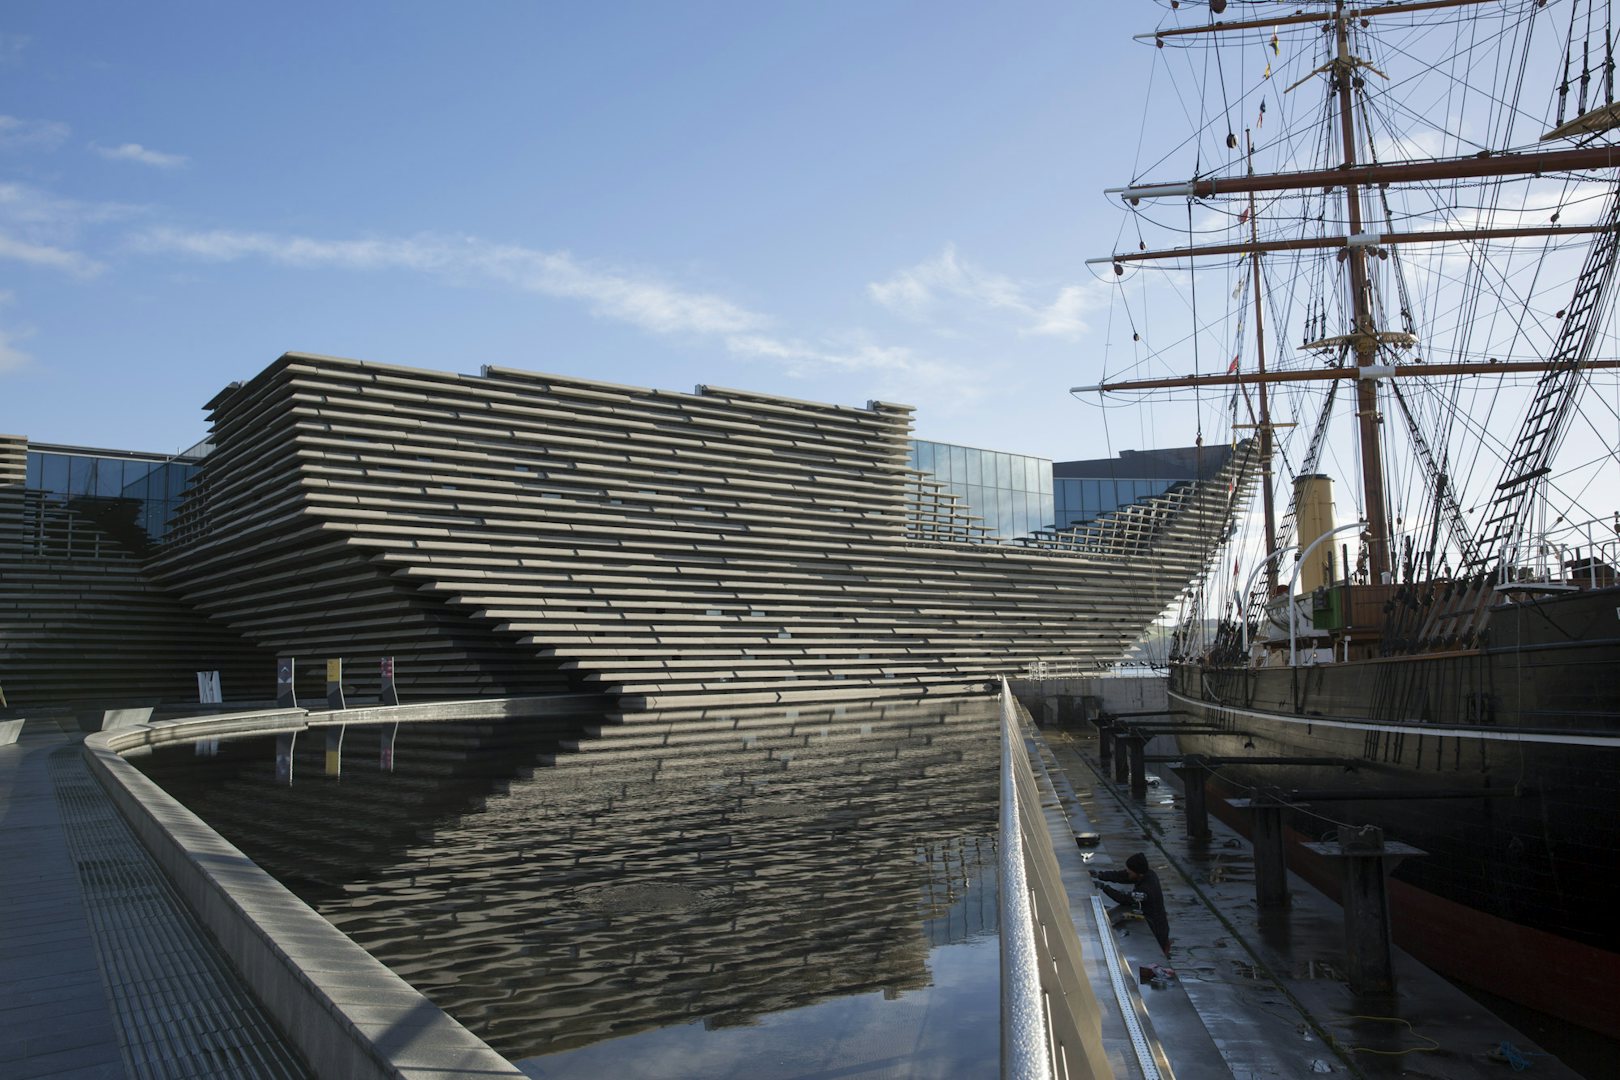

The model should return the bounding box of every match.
[0,722,309,1079]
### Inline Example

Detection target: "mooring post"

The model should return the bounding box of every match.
[1113,730,1132,784]
[1096,715,1114,769]
[1304,825,1424,995]
[1172,756,1212,840]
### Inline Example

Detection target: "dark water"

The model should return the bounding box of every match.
[137,698,1003,1078]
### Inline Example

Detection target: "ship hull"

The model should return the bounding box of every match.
[1171,585,1620,1036]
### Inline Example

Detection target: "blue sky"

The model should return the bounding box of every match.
[1,2,1168,461]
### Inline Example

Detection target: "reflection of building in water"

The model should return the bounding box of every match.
[138,698,1001,1060]
[916,834,998,947]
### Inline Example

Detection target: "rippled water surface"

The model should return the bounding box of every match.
[139,697,1003,1078]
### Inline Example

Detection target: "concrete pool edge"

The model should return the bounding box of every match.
[81,698,592,1080]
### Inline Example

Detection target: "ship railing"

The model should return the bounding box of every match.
[998,679,1114,1080]
[1497,518,1620,589]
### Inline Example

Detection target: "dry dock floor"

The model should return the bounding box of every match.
[1035,721,1587,1080]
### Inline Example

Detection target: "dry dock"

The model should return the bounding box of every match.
[1029,716,1589,1079]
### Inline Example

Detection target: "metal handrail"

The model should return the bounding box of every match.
[999,680,1115,1079]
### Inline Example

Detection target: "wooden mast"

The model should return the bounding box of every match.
[1244,130,1280,593]
[1332,2,1392,581]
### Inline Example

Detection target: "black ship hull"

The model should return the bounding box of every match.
[1171,585,1620,1037]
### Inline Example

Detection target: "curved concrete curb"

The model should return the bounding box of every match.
[82,700,564,1079]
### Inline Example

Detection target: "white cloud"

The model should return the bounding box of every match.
[0,114,70,152]
[868,244,1102,340]
[0,324,33,374]
[0,35,30,65]
[0,183,126,277]
[128,226,990,392]
[0,231,104,277]
[133,227,766,338]
[94,142,188,169]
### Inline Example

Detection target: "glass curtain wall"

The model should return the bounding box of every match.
[24,444,207,553]
[908,440,1054,540]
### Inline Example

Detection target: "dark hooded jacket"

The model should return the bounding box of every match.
[1094,852,1170,955]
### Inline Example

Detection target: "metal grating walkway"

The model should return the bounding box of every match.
[1,723,308,1079]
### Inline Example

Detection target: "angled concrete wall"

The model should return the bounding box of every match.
[4,354,1257,713]
[149,354,1256,715]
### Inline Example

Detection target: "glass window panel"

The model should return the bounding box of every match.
[1040,493,1055,529]
[41,454,68,494]
[952,444,968,484]
[176,464,198,500]
[95,458,124,497]
[26,452,41,489]
[919,442,936,473]
[68,456,92,495]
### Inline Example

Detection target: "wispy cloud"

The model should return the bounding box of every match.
[129,226,985,390]
[133,228,765,336]
[868,244,1102,339]
[0,231,104,277]
[0,114,70,152]
[0,182,138,277]
[0,320,32,374]
[0,34,30,66]
[94,142,188,169]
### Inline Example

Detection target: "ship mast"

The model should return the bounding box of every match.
[1243,131,1281,593]
[1332,2,1392,581]
[1089,0,1620,590]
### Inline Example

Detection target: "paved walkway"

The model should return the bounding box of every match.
[1,720,308,1080]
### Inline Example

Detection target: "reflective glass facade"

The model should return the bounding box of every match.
[908,440,1054,540]
[24,443,207,551]
[1052,445,1234,529]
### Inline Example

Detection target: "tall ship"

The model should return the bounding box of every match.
[1080,0,1620,1037]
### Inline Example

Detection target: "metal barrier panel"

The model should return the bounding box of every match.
[1000,680,1115,1080]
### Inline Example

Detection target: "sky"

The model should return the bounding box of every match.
[0,2,1168,462]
